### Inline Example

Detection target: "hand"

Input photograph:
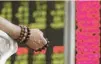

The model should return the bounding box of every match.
[26,29,47,50]
[0,17,48,51]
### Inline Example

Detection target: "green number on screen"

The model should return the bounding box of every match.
[0,2,12,21]
[29,1,46,29]
[51,2,64,29]
[33,54,46,64]
[16,2,29,26]
[52,53,64,64]
[15,55,28,64]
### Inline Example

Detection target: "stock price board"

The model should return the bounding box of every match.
[0,1,64,46]
[0,1,64,64]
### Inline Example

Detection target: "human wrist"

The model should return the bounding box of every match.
[11,24,21,40]
[15,25,30,44]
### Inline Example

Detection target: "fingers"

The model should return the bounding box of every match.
[33,33,47,51]
[33,39,44,50]
[40,35,47,45]
[35,36,48,51]
[26,29,49,51]
[33,29,47,47]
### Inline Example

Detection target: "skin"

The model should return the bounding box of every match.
[0,17,47,50]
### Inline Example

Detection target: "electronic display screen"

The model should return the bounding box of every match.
[0,1,64,64]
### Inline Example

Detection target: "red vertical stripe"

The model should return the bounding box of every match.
[76,1,100,64]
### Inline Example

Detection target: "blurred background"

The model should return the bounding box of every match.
[1,1,100,64]
[0,1,64,64]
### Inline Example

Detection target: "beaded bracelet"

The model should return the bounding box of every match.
[16,25,25,43]
[16,25,30,44]
[22,27,30,44]
[16,25,49,51]
[20,26,28,43]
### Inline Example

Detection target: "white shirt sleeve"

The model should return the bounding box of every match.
[0,30,18,64]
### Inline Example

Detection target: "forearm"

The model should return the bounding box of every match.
[0,17,21,39]
[0,17,48,50]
